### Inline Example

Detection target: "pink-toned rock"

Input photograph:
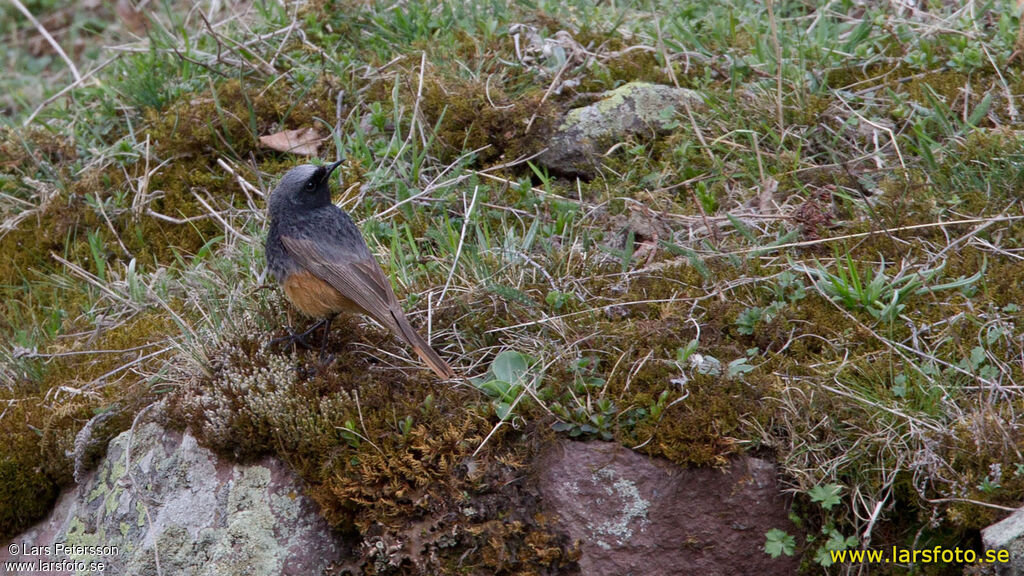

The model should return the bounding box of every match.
[537,440,800,576]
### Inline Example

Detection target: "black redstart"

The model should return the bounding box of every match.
[265,161,455,379]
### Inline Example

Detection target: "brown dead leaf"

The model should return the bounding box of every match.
[259,127,323,156]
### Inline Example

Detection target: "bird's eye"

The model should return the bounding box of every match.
[305,180,316,191]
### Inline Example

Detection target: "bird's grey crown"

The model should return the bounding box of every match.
[267,164,323,218]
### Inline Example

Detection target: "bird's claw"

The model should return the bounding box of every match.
[269,317,329,351]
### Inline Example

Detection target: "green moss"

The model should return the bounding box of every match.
[145,78,334,160]
[0,125,78,179]
[0,387,91,538]
[581,51,671,93]
[420,75,556,166]
[0,191,91,299]
[793,93,832,126]
[630,365,770,466]
[125,78,337,262]
[902,70,973,105]
[0,455,59,539]
[823,63,893,92]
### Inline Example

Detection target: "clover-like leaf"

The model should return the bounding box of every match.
[492,350,531,385]
[764,529,796,558]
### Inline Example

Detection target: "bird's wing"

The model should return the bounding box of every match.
[282,233,455,379]
[280,234,400,330]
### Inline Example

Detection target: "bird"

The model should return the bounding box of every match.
[264,160,455,379]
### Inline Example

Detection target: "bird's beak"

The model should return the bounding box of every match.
[323,159,343,182]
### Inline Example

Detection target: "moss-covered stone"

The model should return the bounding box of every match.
[537,82,703,178]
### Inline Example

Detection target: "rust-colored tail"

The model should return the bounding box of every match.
[389,310,455,379]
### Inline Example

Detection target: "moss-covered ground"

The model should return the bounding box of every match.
[3,0,1024,573]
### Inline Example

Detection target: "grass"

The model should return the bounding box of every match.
[2,0,1024,573]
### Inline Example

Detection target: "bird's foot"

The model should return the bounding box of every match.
[269,318,330,351]
[269,331,310,350]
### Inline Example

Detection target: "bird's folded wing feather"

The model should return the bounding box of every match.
[280,234,399,327]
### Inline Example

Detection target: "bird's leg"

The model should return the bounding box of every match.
[319,313,337,358]
[270,317,330,350]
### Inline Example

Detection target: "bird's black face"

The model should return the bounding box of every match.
[269,160,343,219]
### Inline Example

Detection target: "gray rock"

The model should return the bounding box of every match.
[537,82,703,178]
[983,507,1024,575]
[1,421,341,576]
[537,440,799,576]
